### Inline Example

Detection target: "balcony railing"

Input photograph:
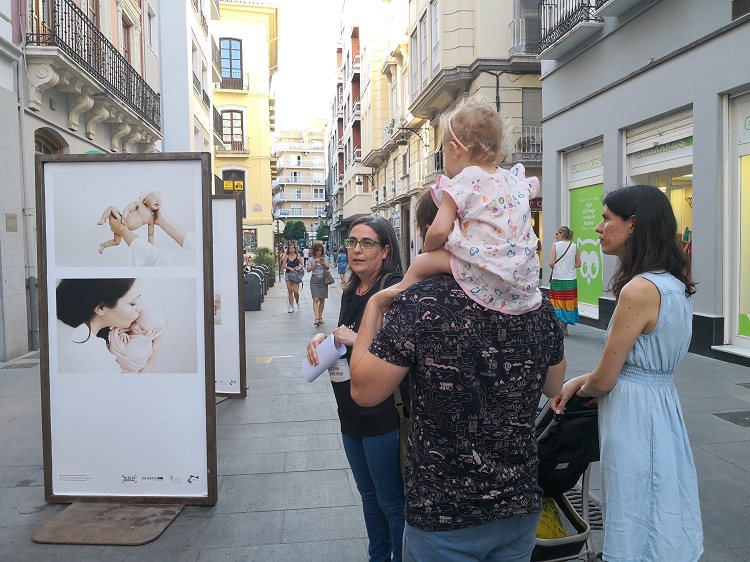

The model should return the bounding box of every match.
[509,17,541,56]
[539,0,603,54]
[26,0,161,129]
[212,39,221,72]
[202,89,210,108]
[213,107,222,138]
[510,126,543,162]
[220,70,245,90]
[192,72,201,93]
[217,137,249,153]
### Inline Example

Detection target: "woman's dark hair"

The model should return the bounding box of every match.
[342,215,402,294]
[603,185,695,297]
[311,242,324,256]
[57,279,136,337]
[415,189,439,240]
[338,246,346,254]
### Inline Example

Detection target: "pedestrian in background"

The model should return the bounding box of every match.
[306,215,405,562]
[336,245,348,283]
[549,226,581,335]
[282,245,303,313]
[302,245,310,267]
[307,242,330,326]
[553,185,703,562]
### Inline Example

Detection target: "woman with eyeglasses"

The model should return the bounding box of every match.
[306,215,405,562]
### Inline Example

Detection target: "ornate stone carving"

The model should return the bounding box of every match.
[123,129,143,153]
[111,122,131,152]
[86,101,111,140]
[68,92,95,131]
[27,63,60,111]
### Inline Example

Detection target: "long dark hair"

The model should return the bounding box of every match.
[603,185,695,297]
[57,278,137,341]
[342,215,402,294]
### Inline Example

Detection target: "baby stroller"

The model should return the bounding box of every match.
[532,394,600,562]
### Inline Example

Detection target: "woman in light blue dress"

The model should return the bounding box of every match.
[553,185,702,562]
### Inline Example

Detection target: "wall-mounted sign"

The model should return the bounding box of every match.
[252,203,262,212]
[233,181,244,191]
[223,180,233,191]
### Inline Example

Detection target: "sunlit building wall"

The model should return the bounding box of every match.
[358,0,543,269]
[212,0,278,252]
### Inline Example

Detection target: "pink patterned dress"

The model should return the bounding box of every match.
[431,164,542,314]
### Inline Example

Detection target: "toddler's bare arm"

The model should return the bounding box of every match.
[423,197,457,252]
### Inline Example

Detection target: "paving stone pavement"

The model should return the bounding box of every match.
[0,274,749,561]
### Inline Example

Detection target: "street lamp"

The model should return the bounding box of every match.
[395,125,428,147]
[355,173,375,187]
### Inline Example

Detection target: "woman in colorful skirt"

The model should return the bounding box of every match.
[549,226,581,335]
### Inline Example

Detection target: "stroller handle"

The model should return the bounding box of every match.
[552,393,597,422]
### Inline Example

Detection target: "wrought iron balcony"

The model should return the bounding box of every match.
[538,0,603,59]
[217,137,250,154]
[26,0,161,130]
[213,107,223,138]
[510,126,543,163]
[220,69,245,90]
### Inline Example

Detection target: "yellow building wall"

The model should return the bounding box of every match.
[213,2,278,252]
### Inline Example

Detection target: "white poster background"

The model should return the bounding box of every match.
[212,198,243,394]
[42,159,210,498]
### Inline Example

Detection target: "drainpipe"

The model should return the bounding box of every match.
[15,21,39,350]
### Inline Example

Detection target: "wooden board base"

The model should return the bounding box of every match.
[32,502,184,546]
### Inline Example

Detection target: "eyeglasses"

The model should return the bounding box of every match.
[345,238,382,250]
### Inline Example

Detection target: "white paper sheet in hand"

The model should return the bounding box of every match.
[301,333,347,382]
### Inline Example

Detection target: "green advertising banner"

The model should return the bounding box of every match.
[569,184,603,307]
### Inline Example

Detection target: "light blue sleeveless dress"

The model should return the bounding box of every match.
[599,272,703,562]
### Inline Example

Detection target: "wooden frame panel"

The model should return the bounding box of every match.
[36,152,217,505]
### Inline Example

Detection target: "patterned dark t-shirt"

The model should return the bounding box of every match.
[370,274,564,531]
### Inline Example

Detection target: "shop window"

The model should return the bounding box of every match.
[739,155,750,337]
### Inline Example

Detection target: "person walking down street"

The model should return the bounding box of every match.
[553,185,703,562]
[549,226,582,335]
[306,215,405,562]
[307,242,330,326]
[302,246,310,267]
[336,245,348,283]
[282,245,303,313]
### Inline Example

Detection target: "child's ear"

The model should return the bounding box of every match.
[448,140,461,159]
[93,304,105,317]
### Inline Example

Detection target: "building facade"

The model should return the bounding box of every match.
[272,127,328,249]
[539,0,750,363]
[213,0,278,253]
[350,0,544,270]
[7,0,164,359]
[159,0,219,154]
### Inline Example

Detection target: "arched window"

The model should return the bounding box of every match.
[221,110,244,151]
[34,129,65,154]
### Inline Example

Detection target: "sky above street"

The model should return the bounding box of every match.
[272,0,344,129]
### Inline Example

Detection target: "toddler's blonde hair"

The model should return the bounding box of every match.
[440,100,505,164]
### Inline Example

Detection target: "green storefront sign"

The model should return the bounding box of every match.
[569,184,604,307]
